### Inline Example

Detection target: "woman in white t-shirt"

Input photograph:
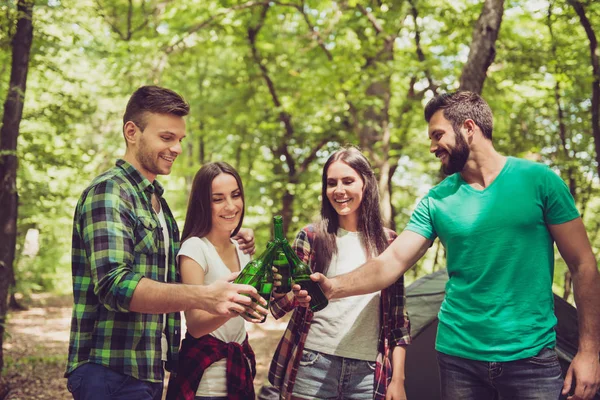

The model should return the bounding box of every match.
[166,162,266,400]
[268,147,411,400]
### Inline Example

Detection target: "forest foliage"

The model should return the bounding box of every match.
[1,0,599,301]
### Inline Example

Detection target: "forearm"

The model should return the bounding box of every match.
[571,262,600,353]
[330,256,407,299]
[329,230,430,299]
[129,277,203,314]
[185,309,230,338]
[390,345,407,383]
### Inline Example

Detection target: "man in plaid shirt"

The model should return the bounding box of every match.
[65,86,265,400]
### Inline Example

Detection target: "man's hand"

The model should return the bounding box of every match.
[198,274,266,317]
[562,351,600,400]
[386,378,407,400]
[233,228,255,255]
[309,272,333,299]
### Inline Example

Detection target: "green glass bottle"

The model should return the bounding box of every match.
[272,216,292,294]
[233,241,277,287]
[234,241,277,322]
[256,265,274,323]
[279,234,329,313]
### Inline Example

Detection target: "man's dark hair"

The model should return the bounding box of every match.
[123,85,190,131]
[424,91,494,140]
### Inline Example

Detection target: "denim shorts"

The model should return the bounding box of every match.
[292,349,375,400]
[437,347,564,400]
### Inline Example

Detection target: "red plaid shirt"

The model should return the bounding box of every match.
[268,224,411,399]
[166,333,256,400]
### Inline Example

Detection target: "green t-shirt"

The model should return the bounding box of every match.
[405,157,579,361]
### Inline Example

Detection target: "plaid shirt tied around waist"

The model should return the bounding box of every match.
[66,159,181,382]
[268,224,411,399]
[166,333,256,400]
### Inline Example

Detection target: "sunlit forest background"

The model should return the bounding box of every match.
[1,0,599,392]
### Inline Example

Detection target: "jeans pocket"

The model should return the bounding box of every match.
[104,368,132,395]
[366,361,377,371]
[67,373,82,395]
[299,349,320,367]
[528,347,559,366]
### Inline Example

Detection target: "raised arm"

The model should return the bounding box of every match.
[320,230,432,299]
[549,218,600,400]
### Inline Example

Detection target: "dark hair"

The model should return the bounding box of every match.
[123,85,190,131]
[181,162,245,242]
[312,147,388,274]
[424,91,494,140]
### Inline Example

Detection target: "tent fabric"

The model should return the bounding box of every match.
[404,268,599,400]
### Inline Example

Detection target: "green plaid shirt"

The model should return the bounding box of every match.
[66,159,181,382]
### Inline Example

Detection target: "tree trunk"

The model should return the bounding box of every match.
[0,0,34,376]
[459,0,505,94]
[568,0,600,180]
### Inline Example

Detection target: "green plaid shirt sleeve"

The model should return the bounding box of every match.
[80,179,144,312]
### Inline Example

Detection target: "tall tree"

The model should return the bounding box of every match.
[568,0,600,180]
[0,0,34,375]
[459,0,504,93]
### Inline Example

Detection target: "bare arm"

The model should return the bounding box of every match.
[319,230,432,299]
[386,345,408,400]
[129,274,264,317]
[549,218,600,399]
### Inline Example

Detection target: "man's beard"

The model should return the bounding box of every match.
[443,131,470,175]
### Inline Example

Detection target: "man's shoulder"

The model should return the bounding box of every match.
[509,156,549,172]
[79,166,136,205]
[506,157,555,182]
[427,173,461,200]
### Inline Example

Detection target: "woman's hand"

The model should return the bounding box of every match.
[233,228,255,255]
[385,378,407,400]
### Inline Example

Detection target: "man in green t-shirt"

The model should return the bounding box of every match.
[307,91,600,399]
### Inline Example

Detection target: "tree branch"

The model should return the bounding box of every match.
[164,1,300,54]
[247,5,297,176]
[297,0,333,61]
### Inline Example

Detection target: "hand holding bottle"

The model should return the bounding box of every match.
[199,273,267,319]
[290,283,312,307]
[224,271,269,323]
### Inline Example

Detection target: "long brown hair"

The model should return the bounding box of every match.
[312,147,388,274]
[181,162,245,242]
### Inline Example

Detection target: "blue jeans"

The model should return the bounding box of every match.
[66,363,163,400]
[437,348,564,400]
[292,349,375,400]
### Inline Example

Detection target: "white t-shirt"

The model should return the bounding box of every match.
[156,208,169,362]
[177,236,251,397]
[303,229,380,361]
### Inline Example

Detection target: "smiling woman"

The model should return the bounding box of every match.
[167,162,261,400]
[267,147,411,400]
